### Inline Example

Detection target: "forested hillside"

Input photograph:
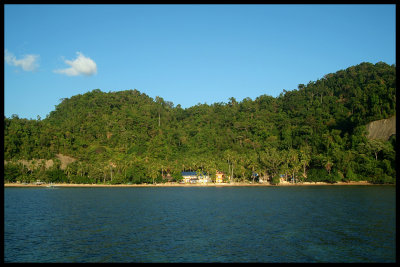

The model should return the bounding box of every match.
[4,62,396,184]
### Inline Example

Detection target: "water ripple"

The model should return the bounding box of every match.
[4,186,396,263]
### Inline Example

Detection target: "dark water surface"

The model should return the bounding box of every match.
[4,186,396,262]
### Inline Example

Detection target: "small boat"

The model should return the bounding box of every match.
[46,183,55,188]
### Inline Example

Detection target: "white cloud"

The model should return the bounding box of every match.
[54,52,97,76]
[4,49,40,71]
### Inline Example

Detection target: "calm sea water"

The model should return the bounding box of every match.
[4,186,396,263]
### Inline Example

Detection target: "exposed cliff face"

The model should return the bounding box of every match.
[366,116,396,141]
[4,153,76,170]
[55,154,77,170]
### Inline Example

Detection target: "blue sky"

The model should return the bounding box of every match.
[4,4,396,119]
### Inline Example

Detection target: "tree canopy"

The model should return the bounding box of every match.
[4,62,396,184]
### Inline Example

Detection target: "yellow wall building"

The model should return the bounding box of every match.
[216,171,224,183]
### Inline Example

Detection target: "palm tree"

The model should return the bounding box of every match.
[299,145,311,180]
[324,158,333,175]
[247,153,259,183]
[102,164,109,184]
[280,150,290,182]
[65,163,75,183]
[147,161,159,184]
[288,149,301,183]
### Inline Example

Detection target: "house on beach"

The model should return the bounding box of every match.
[197,173,212,183]
[181,172,197,183]
[181,171,211,184]
[216,171,225,183]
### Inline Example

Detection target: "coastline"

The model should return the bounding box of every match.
[3,181,382,188]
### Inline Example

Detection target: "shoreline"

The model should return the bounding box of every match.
[3,181,385,188]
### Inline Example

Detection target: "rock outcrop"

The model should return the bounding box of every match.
[366,116,396,141]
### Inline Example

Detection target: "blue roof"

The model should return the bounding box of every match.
[181,171,197,176]
[181,171,208,176]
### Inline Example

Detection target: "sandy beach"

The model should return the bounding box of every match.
[4,181,377,188]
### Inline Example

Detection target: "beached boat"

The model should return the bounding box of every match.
[46,183,55,188]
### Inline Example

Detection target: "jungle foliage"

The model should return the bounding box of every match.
[4,62,396,184]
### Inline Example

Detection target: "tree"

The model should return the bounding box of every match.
[299,145,311,179]
[4,163,21,183]
[363,139,390,161]
[259,147,284,182]
[324,158,333,175]
[287,149,301,183]
[147,160,160,184]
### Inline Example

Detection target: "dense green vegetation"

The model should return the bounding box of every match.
[4,62,396,184]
